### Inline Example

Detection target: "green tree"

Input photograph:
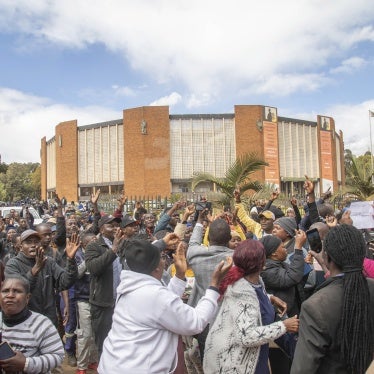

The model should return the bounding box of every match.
[0,181,7,201]
[344,150,374,200]
[0,163,8,174]
[0,162,40,201]
[192,152,268,206]
[30,165,41,200]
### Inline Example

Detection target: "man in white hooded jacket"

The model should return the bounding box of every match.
[98,239,232,374]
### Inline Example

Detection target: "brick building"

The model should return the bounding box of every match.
[40,104,345,202]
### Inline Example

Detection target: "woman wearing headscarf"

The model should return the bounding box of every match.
[291,225,374,374]
[204,240,299,374]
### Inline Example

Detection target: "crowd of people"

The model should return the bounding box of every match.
[0,177,373,374]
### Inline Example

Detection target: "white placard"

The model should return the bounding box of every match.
[349,201,374,229]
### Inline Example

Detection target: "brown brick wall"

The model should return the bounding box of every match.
[40,137,47,201]
[55,121,78,202]
[234,105,266,182]
[317,115,341,192]
[330,117,338,189]
[123,106,171,196]
[339,130,346,187]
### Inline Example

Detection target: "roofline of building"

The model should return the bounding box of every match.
[78,119,123,131]
[170,113,235,120]
[45,112,321,143]
[278,116,317,127]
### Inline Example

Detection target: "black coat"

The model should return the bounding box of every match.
[261,249,305,316]
[5,252,77,326]
[291,276,374,373]
[85,235,118,308]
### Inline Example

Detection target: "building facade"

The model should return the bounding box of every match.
[40,105,345,202]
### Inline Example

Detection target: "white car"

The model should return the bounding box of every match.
[0,206,43,225]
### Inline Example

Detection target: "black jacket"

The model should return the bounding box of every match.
[85,235,118,308]
[5,251,77,326]
[74,247,90,300]
[261,249,305,316]
[291,276,374,373]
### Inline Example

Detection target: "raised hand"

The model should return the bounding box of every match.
[303,175,314,195]
[182,203,195,222]
[65,232,81,259]
[163,233,180,248]
[174,199,186,210]
[294,229,307,249]
[54,193,62,206]
[32,247,47,276]
[290,196,298,206]
[232,208,239,226]
[112,228,125,254]
[173,242,188,279]
[325,215,337,228]
[117,190,128,208]
[270,189,280,201]
[339,210,352,225]
[210,257,233,288]
[91,189,101,205]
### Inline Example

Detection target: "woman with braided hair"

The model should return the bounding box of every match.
[291,224,374,374]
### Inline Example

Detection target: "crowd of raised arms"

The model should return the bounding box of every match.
[0,176,373,374]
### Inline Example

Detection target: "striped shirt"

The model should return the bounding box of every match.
[1,311,64,373]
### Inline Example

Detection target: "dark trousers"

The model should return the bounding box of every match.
[59,288,77,355]
[90,304,114,357]
[196,324,210,361]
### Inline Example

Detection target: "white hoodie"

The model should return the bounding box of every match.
[98,269,219,374]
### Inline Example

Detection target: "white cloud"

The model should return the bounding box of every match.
[149,92,182,106]
[186,93,213,109]
[0,0,373,97]
[326,101,374,156]
[0,87,118,163]
[330,57,368,74]
[111,85,136,97]
[0,1,374,162]
[249,73,330,96]
[284,100,374,156]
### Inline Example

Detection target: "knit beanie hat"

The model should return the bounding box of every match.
[124,239,161,275]
[260,235,282,257]
[273,217,297,238]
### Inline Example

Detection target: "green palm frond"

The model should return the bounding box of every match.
[225,153,268,187]
[344,151,374,200]
[191,152,268,201]
[238,180,263,193]
[191,173,223,190]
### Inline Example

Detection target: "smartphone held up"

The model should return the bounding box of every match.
[306,228,323,253]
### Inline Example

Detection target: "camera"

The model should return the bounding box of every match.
[195,201,212,211]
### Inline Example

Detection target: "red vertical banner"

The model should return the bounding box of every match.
[263,121,280,187]
[320,130,334,190]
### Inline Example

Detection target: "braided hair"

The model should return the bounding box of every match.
[324,224,373,374]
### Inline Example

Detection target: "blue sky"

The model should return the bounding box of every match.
[0,0,374,163]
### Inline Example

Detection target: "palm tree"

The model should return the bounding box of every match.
[192,152,268,206]
[344,150,374,200]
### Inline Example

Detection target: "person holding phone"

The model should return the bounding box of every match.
[291,225,374,374]
[0,276,64,373]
